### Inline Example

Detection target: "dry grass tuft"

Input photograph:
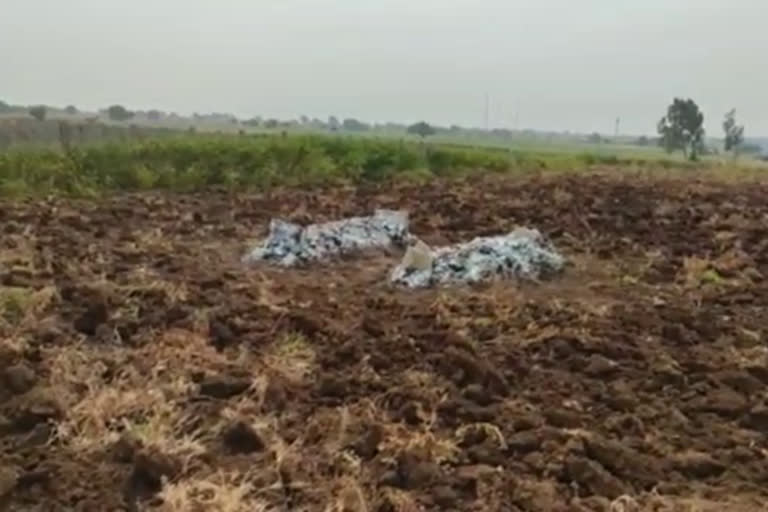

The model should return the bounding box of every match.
[379,426,461,465]
[610,494,641,512]
[377,489,422,512]
[332,478,369,512]
[152,470,270,512]
[455,423,507,450]
[46,342,203,466]
[263,332,316,383]
[0,285,57,327]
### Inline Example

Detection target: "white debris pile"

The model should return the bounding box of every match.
[390,228,565,288]
[242,209,409,266]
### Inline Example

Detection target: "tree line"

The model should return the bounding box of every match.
[657,97,750,160]
[3,98,761,159]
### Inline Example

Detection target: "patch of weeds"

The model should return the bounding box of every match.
[700,269,723,285]
[620,274,639,286]
[0,286,35,324]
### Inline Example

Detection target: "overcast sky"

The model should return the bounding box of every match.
[2,0,766,135]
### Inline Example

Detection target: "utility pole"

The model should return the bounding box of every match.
[614,117,621,137]
[512,99,520,131]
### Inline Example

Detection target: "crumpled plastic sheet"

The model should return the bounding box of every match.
[390,227,565,288]
[242,209,409,266]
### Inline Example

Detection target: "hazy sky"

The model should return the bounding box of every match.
[2,0,767,135]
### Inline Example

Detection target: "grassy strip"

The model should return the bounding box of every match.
[0,133,719,197]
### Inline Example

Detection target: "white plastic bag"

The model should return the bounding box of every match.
[390,228,565,288]
[243,209,409,266]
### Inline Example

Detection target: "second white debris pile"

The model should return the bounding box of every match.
[242,209,565,288]
[242,209,409,266]
[390,228,565,288]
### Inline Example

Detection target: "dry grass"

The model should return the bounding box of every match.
[263,332,316,384]
[331,478,369,512]
[603,493,768,512]
[46,340,202,466]
[0,285,57,327]
[152,470,270,512]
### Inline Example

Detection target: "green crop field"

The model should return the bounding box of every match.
[0,131,750,198]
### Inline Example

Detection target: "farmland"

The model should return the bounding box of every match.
[2,137,768,511]
[0,132,755,199]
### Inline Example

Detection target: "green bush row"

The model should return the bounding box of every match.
[0,133,697,197]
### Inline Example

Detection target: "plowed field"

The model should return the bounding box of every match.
[3,172,768,511]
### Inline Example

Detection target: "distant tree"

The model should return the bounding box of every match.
[107,105,134,121]
[29,105,47,121]
[657,98,705,160]
[588,132,602,144]
[635,135,650,146]
[64,105,78,115]
[342,118,369,131]
[263,119,279,129]
[722,109,745,157]
[0,100,10,113]
[327,116,340,131]
[147,109,163,121]
[407,121,436,139]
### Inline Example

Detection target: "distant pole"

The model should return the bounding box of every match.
[513,100,520,131]
[484,93,489,131]
[615,117,620,137]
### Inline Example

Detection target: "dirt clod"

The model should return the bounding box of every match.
[198,374,251,399]
[583,355,619,377]
[222,421,265,454]
[565,456,629,499]
[73,301,109,335]
[0,466,18,499]
[742,404,768,431]
[688,388,750,418]
[672,451,726,478]
[2,363,37,394]
[110,433,142,464]
[125,450,179,502]
[431,485,461,508]
[545,408,583,429]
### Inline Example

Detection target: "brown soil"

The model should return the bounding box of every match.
[2,172,768,511]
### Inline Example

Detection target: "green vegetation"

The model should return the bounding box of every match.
[657,98,705,161]
[0,133,714,197]
[407,121,436,139]
[107,105,134,122]
[723,109,745,157]
[29,106,47,122]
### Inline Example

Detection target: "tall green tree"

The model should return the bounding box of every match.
[29,105,47,121]
[342,118,369,131]
[657,98,705,160]
[722,109,745,157]
[107,105,134,121]
[407,121,436,139]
